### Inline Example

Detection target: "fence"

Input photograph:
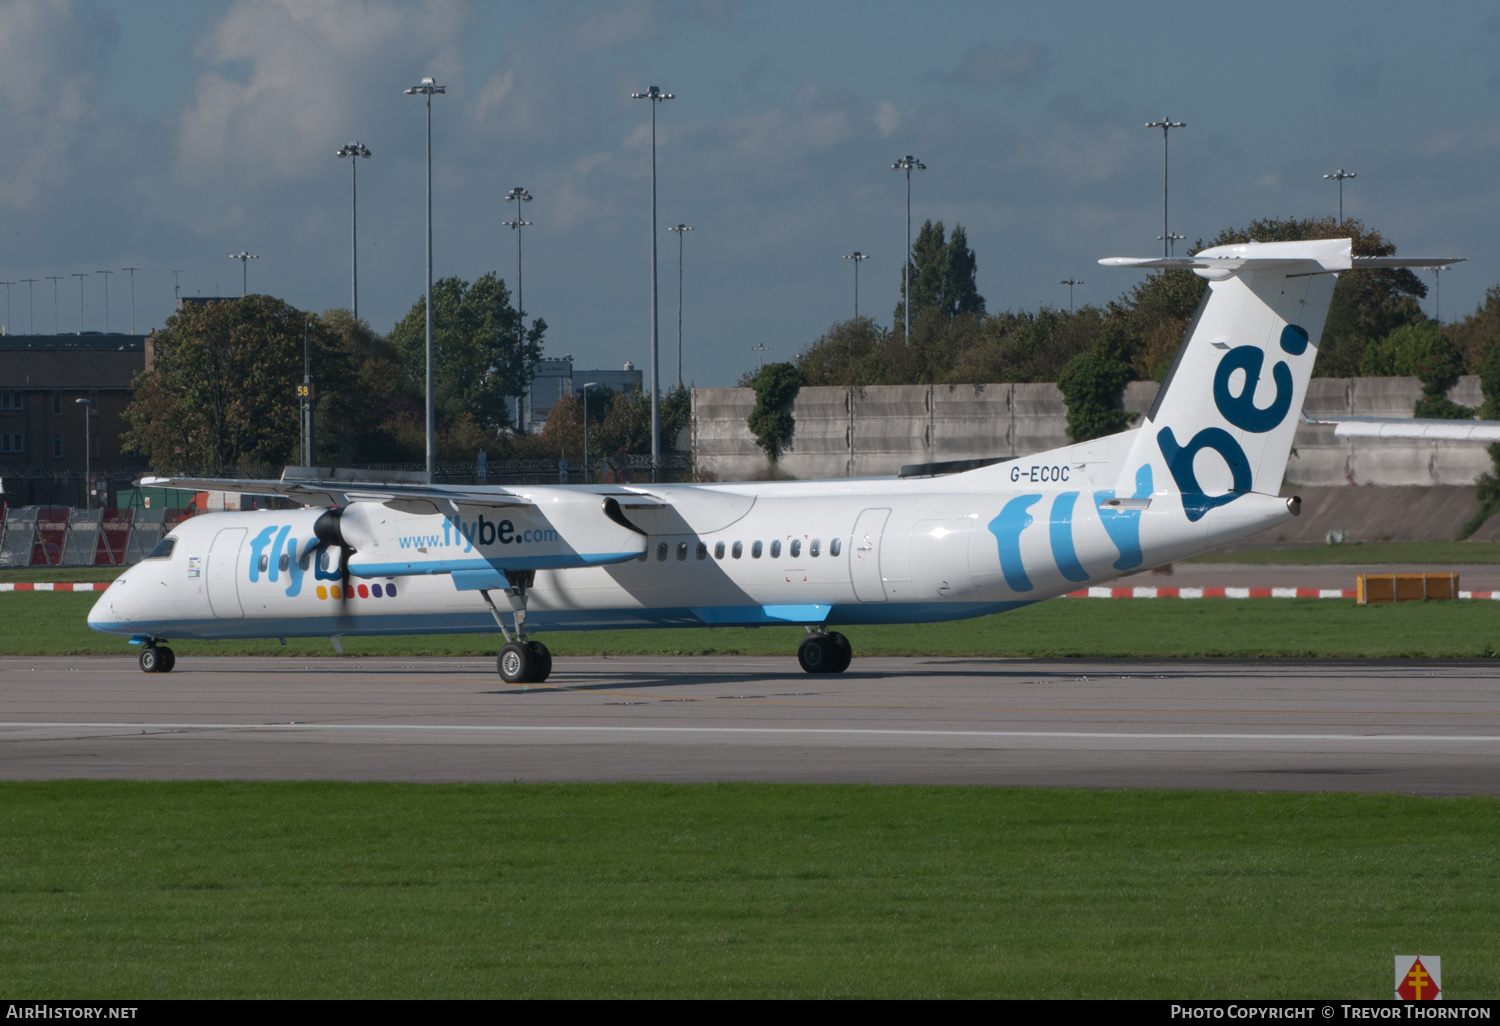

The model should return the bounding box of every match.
[0,506,199,569]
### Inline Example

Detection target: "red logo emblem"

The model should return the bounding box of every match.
[1396,955,1441,1001]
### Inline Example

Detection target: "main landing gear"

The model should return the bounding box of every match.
[480,571,552,685]
[797,630,852,674]
[138,643,176,674]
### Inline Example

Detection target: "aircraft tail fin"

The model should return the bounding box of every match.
[1100,240,1460,520]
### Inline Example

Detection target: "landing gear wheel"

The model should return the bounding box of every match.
[157,647,176,673]
[498,641,535,684]
[825,632,852,673]
[798,634,835,674]
[526,641,553,683]
[139,646,162,673]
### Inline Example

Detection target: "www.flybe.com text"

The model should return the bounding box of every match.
[399,516,558,552]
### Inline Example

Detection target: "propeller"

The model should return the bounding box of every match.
[313,507,358,618]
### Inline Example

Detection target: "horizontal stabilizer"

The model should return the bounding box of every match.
[1102,240,1463,281]
[1305,416,1500,442]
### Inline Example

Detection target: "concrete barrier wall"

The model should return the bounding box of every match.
[693,376,1495,486]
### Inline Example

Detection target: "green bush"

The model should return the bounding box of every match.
[746,362,804,463]
[1057,322,1134,443]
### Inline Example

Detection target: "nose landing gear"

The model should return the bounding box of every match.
[797,630,852,674]
[481,572,552,684]
[138,644,176,673]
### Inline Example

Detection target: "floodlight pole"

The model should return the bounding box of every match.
[669,223,692,388]
[1145,117,1185,257]
[843,251,868,319]
[71,274,87,332]
[122,268,140,334]
[891,156,926,339]
[337,142,372,319]
[1059,277,1084,314]
[229,252,258,296]
[75,398,91,508]
[1323,168,1356,224]
[631,85,674,482]
[0,282,11,335]
[581,382,600,484]
[20,279,37,333]
[406,76,446,484]
[750,343,770,368]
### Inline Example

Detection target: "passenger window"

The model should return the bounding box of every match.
[637,549,648,562]
[810,539,820,557]
[258,554,269,573]
[752,541,763,558]
[657,543,668,561]
[144,537,175,561]
[696,542,708,560]
[299,551,311,571]
[279,554,289,572]
[715,541,725,559]
[732,541,743,559]
[677,542,688,561]
[790,539,801,558]
[830,538,842,557]
[770,539,781,558]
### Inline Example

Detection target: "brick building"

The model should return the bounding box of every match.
[0,333,150,507]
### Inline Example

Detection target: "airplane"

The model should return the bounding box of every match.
[88,238,1461,682]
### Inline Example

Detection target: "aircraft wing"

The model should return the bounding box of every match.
[1303,416,1500,442]
[137,466,668,515]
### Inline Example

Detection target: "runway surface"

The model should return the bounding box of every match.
[3,655,1498,794]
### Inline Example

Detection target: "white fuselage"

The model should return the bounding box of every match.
[88,434,1293,641]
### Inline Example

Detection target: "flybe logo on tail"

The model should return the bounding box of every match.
[1157,324,1306,522]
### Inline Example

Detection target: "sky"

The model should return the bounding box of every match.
[1,0,1497,388]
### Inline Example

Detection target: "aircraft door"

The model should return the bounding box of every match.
[849,508,890,602]
[910,519,975,599]
[206,528,246,619]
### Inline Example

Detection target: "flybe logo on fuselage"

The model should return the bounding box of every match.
[397,515,559,553]
[1156,324,1306,522]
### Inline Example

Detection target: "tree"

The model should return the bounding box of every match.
[123,296,350,471]
[389,273,544,436]
[1446,285,1500,373]
[1205,217,1428,377]
[1359,322,1471,419]
[746,362,804,463]
[1110,216,1430,380]
[316,308,424,464]
[1056,320,1135,443]
[893,220,985,331]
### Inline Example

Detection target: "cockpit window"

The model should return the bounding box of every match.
[144,537,176,561]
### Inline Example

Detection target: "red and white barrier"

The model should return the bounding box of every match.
[1065,585,1500,600]
[0,582,112,592]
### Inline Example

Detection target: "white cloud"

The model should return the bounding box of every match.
[0,0,119,209]
[471,69,514,125]
[174,0,468,190]
[875,101,900,137]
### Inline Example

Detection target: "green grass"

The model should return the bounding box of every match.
[1188,540,1500,565]
[0,782,1493,998]
[13,592,1500,659]
[0,565,124,582]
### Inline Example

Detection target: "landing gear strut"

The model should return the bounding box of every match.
[797,630,851,674]
[481,572,552,684]
[138,643,176,674]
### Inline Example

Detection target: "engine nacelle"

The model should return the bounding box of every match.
[337,493,649,578]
